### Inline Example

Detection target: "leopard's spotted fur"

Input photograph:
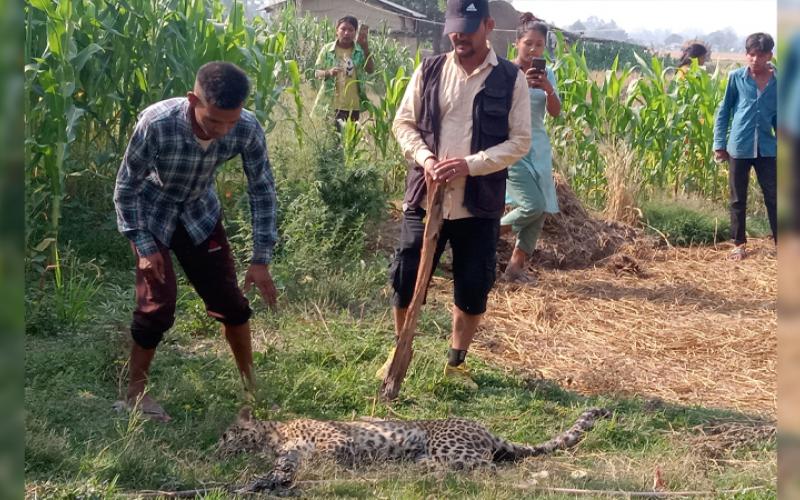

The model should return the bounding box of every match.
[218,407,610,492]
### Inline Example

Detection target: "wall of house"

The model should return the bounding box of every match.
[489,0,521,57]
[300,0,416,37]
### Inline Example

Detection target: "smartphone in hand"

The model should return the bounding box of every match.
[531,57,546,72]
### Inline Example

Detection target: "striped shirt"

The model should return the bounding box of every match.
[114,98,277,264]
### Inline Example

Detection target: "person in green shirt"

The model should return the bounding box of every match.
[313,16,374,126]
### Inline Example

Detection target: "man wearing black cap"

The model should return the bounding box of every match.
[379,0,531,389]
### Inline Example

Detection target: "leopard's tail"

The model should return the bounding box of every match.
[491,408,610,462]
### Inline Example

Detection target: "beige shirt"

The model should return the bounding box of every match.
[333,45,360,111]
[393,48,531,219]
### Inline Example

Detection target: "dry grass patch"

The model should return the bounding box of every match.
[480,171,776,416]
[477,237,776,417]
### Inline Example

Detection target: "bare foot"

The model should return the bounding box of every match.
[502,269,537,284]
[114,394,172,422]
[728,245,747,261]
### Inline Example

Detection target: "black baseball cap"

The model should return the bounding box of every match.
[444,0,490,35]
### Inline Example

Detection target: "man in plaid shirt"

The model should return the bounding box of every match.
[114,61,277,421]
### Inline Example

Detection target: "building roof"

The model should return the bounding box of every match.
[366,0,426,19]
[261,0,426,19]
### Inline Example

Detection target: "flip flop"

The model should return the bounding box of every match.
[113,395,172,423]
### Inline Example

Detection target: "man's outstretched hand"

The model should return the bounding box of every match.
[243,264,278,310]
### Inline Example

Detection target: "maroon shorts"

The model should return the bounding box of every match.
[130,220,251,349]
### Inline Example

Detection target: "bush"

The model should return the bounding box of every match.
[642,199,772,246]
[277,130,388,307]
[222,124,389,309]
[312,129,387,231]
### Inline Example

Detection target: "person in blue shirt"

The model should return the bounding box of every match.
[714,32,777,260]
[113,62,278,421]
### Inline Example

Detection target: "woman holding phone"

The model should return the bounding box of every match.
[500,13,561,283]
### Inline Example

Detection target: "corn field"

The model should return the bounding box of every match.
[26,0,736,273]
[25,0,415,274]
[549,33,728,207]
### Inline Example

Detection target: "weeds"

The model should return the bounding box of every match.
[26,251,102,336]
[642,197,771,246]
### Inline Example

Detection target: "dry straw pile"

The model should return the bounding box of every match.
[497,173,645,270]
[448,177,774,416]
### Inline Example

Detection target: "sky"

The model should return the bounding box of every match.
[511,0,777,38]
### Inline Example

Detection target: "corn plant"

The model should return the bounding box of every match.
[548,32,733,206]
[363,67,410,160]
[25,0,302,280]
[340,119,369,170]
[269,3,334,82]
[25,0,83,283]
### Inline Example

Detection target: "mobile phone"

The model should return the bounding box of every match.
[531,57,546,72]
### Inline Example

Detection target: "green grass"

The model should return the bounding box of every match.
[25,251,776,498]
[25,96,775,498]
[642,197,772,246]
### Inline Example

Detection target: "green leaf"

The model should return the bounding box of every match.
[28,0,53,14]
[34,237,56,253]
[65,105,85,143]
[71,43,103,73]
[134,67,147,92]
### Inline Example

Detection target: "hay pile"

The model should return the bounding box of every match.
[386,176,776,415]
[498,174,645,270]
[464,239,775,416]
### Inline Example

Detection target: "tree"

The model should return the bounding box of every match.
[664,33,684,46]
[706,28,739,52]
[568,20,586,32]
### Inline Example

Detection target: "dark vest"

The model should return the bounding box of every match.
[402,53,519,219]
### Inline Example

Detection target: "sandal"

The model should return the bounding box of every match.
[728,245,747,261]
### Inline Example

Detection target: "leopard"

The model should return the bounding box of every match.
[217,406,610,493]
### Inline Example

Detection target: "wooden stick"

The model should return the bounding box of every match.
[380,178,444,401]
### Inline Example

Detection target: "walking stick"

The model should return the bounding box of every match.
[379,176,444,401]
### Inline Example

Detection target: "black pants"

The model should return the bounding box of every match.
[728,156,777,245]
[389,208,500,315]
[130,221,251,349]
[333,109,360,132]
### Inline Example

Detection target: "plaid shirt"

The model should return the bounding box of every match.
[114,98,277,264]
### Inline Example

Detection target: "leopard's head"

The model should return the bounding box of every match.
[217,406,281,457]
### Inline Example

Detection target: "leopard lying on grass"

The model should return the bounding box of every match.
[218,407,610,493]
